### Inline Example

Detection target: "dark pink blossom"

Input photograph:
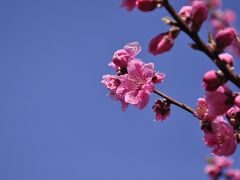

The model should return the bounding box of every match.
[215,28,235,49]
[203,116,237,156]
[205,85,234,119]
[152,99,171,121]
[191,1,208,32]
[203,70,224,91]
[136,0,158,12]
[149,32,174,55]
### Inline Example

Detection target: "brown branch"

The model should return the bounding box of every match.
[153,89,195,115]
[162,0,240,89]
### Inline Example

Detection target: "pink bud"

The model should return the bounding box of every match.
[203,70,224,91]
[121,0,137,11]
[179,6,193,24]
[218,53,234,66]
[215,28,235,49]
[136,0,158,12]
[191,1,208,32]
[152,99,171,121]
[149,32,174,55]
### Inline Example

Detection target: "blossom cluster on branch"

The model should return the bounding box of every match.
[205,156,240,180]
[102,0,240,176]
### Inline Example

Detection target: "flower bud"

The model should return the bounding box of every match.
[121,0,137,11]
[203,70,225,91]
[149,32,174,55]
[136,0,158,12]
[152,99,171,121]
[215,28,235,49]
[218,53,234,67]
[179,6,193,24]
[191,1,208,32]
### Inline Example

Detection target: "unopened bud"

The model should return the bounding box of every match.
[203,70,225,91]
[191,1,208,32]
[136,0,158,12]
[215,28,235,49]
[218,53,234,67]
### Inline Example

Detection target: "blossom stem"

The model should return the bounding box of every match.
[162,0,240,89]
[153,89,195,115]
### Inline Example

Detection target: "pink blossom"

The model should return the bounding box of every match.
[120,59,158,109]
[121,0,137,11]
[103,42,165,111]
[215,28,235,49]
[110,42,141,72]
[212,156,233,168]
[136,0,158,12]
[102,74,129,111]
[115,59,165,110]
[203,116,237,156]
[203,70,224,91]
[149,32,174,55]
[101,75,121,92]
[205,85,234,119]
[205,155,232,180]
[152,99,171,121]
[226,169,240,180]
[218,53,234,67]
[191,1,208,32]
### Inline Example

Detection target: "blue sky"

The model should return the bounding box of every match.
[0,0,240,180]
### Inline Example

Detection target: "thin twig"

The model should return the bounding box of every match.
[153,89,195,115]
[162,0,240,89]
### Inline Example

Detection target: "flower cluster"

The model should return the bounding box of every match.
[102,42,165,112]
[205,156,240,180]
[191,0,240,56]
[195,83,240,156]
[103,0,240,167]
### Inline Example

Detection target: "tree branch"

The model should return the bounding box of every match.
[153,89,195,115]
[162,0,240,89]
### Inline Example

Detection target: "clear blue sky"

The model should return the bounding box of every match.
[0,0,239,180]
